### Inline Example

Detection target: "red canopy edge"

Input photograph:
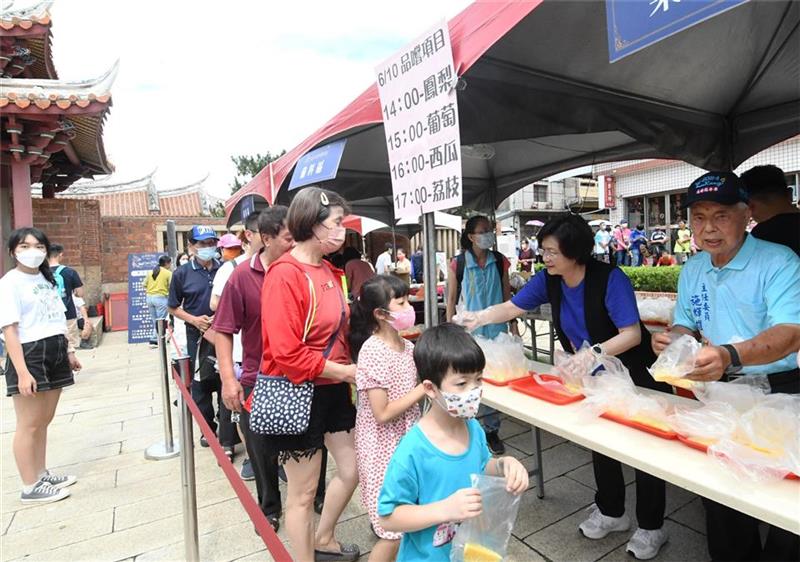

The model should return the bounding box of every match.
[225,0,543,220]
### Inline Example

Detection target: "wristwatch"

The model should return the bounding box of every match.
[590,344,603,357]
[721,344,743,374]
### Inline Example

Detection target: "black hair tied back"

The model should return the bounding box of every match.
[348,275,409,361]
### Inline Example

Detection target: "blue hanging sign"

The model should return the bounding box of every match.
[606,0,749,63]
[288,139,347,191]
[240,194,255,223]
[127,252,162,344]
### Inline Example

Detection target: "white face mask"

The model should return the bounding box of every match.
[474,232,496,250]
[437,386,482,419]
[15,249,46,269]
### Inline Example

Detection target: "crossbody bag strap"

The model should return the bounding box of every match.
[302,271,347,359]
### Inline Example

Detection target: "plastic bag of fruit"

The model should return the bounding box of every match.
[449,474,521,562]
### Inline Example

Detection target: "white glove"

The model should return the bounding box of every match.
[555,347,597,382]
[452,310,484,332]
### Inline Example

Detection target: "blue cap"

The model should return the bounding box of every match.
[683,172,749,209]
[190,225,218,241]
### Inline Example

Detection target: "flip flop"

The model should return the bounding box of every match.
[314,541,360,561]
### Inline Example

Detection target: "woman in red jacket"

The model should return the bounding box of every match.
[260,187,359,562]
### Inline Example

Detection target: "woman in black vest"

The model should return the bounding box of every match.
[456,215,671,561]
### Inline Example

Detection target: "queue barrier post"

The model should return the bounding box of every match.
[173,356,200,562]
[144,319,180,460]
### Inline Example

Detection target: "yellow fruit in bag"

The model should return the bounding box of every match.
[651,370,695,389]
[464,543,502,562]
[630,415,672,432]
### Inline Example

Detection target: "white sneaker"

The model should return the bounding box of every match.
[20,480,71,504]
[39,470,77,490]
[626,527,668,560]
[578,504,631,539]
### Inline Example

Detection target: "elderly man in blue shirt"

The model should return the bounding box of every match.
[652,171,800,562]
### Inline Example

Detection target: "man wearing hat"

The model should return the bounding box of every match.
[651,171,800,561]
[168,226,226,446]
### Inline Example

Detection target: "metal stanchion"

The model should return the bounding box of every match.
[145,319,180,460]
[175,355,200,562]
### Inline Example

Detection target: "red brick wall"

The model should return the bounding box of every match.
[100,216,223,284]
[32,198,101,266]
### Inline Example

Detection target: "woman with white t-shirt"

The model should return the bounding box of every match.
[0,227,82,505]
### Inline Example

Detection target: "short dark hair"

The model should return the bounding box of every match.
[741,165,789,199]
[48,243,64,258]
[287,186,350,242]
[258,205,289,238]
[413,323,485,387]
[244,211,261,232]
[384,242,393,251]
[342,246,361,263]
[537,214,593,265]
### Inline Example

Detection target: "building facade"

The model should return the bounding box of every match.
[593,136,800,234]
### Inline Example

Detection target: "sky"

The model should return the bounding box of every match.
[45,0,472,200]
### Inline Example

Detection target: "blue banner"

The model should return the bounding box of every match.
[240,194,255,223]
[606,0,748,62]
[127,252,162,344]
[288,139,347,191]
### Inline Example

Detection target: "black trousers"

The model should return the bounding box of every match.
[703,375,800,562]
[593,367,670,529]
[241,385,327,517]
[186,324,240,448]
[593,451,665,530]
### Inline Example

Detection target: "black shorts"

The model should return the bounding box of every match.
[4,334,74,397]
[264,382,356,464]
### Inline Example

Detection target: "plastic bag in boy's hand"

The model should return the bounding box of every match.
[449,474,522,562]
[441,487,482,522]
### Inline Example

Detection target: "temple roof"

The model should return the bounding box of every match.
[32,171,219,217]
[0,0,56,79]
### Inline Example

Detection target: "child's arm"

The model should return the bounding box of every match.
[485,456,529,495]
[379,488,482,533]
[367,384,426,424]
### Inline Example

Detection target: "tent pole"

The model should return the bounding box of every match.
[422,212,438,328]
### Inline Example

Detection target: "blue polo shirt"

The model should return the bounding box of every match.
[167,257,221,317]
[673,234,800,375]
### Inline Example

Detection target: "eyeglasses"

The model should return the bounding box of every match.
[542,249,561,258]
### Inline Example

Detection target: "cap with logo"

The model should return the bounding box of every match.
[683,171,749,208]
[190,225,218,241]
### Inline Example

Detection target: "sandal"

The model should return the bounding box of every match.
[314,541,360,561]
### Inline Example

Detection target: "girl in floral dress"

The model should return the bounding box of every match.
[350,275,426,562]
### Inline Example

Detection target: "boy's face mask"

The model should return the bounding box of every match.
[436,386,482,419]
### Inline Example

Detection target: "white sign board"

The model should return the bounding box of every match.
[375,20,462,219]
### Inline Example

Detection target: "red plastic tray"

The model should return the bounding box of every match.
[401,332,420,341]
[484,371,530,386]
[510,373,585,405]
[600,411,678,440]
[677,435,799,480]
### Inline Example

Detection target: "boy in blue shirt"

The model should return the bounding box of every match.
[378,324,528,561]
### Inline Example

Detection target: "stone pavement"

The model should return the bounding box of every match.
[1,332,711,561]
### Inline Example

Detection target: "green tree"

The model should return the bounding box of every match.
[229,151,286,195]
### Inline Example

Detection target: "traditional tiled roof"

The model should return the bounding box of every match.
[0,0,56,79]
[32,171,213,217]
[0,60,116,110]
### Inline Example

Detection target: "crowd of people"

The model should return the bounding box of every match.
[1,164,798,561]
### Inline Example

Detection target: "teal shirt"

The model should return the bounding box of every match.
[377,418,491,562]
[460,250,506,339]
[673,234,800,375]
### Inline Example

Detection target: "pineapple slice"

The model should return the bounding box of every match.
[464,543,502,562]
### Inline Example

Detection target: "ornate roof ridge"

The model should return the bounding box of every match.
[159,173,209,196]
[0,0,53,24]
[0,59,118,104]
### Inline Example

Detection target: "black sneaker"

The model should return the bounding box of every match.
[200,436,209,448]
[486,431,506,455]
